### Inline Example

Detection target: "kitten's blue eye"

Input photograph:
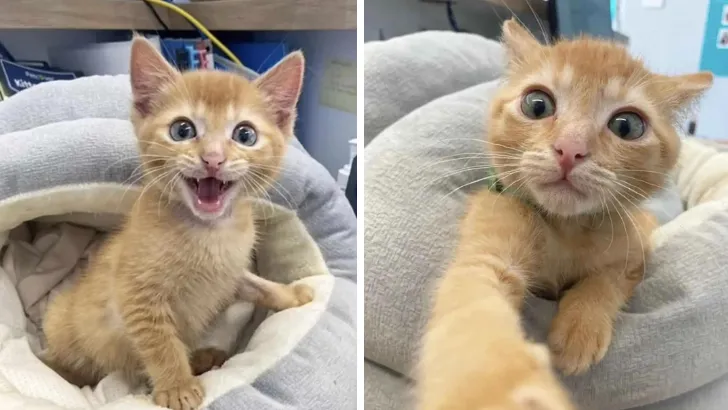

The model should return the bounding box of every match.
[521,90,556,119]
[233,123,258,146]
[608,112,645,140]
[169,118,197,141]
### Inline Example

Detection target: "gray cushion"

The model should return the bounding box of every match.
[364,31,505,146]
[364,32,728,410]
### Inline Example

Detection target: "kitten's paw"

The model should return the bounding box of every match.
[153,377,204,410]
[548,309,612,375]
[505,343,574,410]
[508,382,575,410]
[190,347,227,376]
[419,343,574,410]
[293,283,314,306]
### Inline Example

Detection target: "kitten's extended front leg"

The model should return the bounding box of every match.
[120,293,203,410]
[419,190,574,410]
[548,265,643,375]
[421,264,574,410]
[238,271,314,311]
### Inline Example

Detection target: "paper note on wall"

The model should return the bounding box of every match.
[319,59,356,114]
[699,0,728,77]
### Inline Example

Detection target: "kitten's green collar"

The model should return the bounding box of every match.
[484,167,536,208]
[484,166,511,195]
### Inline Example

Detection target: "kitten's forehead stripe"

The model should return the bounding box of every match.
[604,78,623,99]
[522,64,556,92]
[172,70,265,115]
[236,107,262,124]
[559,65,574,87]
[624,86,648,108]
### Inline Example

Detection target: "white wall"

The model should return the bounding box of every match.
[618,0,727,139]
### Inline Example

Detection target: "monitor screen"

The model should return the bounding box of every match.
[549,0,615,40]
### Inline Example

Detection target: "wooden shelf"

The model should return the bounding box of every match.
[0,0,356,31]
[172,0,356,30]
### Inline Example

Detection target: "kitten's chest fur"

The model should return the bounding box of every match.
[531,211,649,297]
[112,203,256,342]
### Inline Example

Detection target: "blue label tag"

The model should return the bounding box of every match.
[0,43,14,61]
[0,59,77,97]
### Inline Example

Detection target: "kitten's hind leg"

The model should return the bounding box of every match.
[42,292,103,387]
[238,272,314,311]
[40,349,101,387]
[190,347,228,375]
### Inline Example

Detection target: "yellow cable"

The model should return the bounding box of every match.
[143,0,243,67]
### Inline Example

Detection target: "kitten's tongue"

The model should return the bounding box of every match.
[195,177,223,213]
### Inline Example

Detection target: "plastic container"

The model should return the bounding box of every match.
[337,139,357,191]
[48,36,162,76]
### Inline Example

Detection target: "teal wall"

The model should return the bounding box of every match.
[699,0,728,77]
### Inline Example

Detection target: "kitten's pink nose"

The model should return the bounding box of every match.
[552,139,589,175]
[201,153,226,172]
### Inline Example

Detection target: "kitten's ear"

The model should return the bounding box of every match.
[129,35,179,117]
[254,51,305,136]
[653,72,713,117]
[501,18,542,63]
[654,71,713,113]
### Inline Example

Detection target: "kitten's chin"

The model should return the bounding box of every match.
[528,182,602,217]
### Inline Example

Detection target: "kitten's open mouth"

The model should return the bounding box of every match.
[183,177,235,213]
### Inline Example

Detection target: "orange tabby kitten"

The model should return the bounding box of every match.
[419,20,712,410]
[42,38,313,410]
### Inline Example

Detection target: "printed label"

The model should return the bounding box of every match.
[0,59,77,97]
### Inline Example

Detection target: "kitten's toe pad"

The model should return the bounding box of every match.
[503,344,575,410]
[548,310,612,375]
[190,347,227,376]
[293,283,314,306]
[153,377,204,410]
[510,383,575,410]
[526,343,552,368]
